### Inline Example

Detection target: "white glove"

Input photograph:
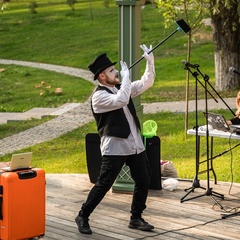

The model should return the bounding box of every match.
[120,61,129,80]
[140,44,154,64]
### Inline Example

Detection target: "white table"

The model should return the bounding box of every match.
[187,128,240,140]
[180,128,240,205]
[187,128,240,184]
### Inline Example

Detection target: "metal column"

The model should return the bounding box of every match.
[112,0,143,193]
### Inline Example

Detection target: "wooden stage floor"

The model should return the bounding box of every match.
[44,174,240,240]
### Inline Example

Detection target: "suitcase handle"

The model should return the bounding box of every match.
[17,170,37,179]
[0,186,3,220]
[0,196,2,220]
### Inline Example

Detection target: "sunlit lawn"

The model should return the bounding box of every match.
[0,1,239,182]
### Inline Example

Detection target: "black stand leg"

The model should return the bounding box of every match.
[180,177,206,202]
[206,188,224,209]
[210,137,217,184]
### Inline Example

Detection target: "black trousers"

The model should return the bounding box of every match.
[230,116,240,125]
[80,151,151,218]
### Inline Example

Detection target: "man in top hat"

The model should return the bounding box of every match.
[75,44,155,234]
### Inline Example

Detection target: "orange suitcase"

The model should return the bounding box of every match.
[0,168,45,240]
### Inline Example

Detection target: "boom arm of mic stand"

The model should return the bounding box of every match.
[184,66,216,100]
[128,27,180,70]
[200,142,240,164]
[195,67,236,116]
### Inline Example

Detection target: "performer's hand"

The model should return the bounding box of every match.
[120,61,129,80]
[236,109,240,117]
[140,44,154,64]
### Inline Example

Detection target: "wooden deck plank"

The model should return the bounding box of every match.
[44,174,240,240]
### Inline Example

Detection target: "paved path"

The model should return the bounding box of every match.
[0,59,237,156]
[0,59,94,82]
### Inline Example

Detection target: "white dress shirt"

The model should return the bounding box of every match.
[92,62,155,156]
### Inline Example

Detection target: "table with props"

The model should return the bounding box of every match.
[187,127,240,184]
[180,127,240,207]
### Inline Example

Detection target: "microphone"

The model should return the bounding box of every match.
[229,67,240,75]
[181,60,199,69]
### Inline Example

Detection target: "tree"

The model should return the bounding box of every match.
[157,0,240,136]
[209,0,240,91]
[66,0,77,11]
[157,0,240,91]
[157,0,208,136]
[29,1,38,14]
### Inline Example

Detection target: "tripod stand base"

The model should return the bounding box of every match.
[180,178,206,203]
[180,179,224,209]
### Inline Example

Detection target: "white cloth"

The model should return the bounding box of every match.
[92,61,155,156]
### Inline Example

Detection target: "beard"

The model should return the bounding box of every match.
[105,76,120,86]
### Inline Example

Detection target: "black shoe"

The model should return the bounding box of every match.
[75,215,92,234]
[128,218,154,231]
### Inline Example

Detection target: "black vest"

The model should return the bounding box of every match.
[91,85,141,138]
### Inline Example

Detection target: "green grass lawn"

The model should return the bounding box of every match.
[1,0,237,108]
[0,65,94,112]
[1,110,240,183]
[1,1,240,182]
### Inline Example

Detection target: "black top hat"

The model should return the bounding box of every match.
[88,53,117,80]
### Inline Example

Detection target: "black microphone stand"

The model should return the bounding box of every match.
[195,67,240,218]
[180,64,224,209]
[197,66,224,206]
[196,68,240,219]
[180,66,206,202]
